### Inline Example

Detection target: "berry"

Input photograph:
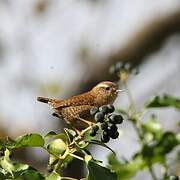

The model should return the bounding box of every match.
[169,176,179,180]
[101,134,110,143]
[99,105,109,115]
[94,112,104,122]
[109,124,118,132]
[109,114,123,124]
[101,122,108,130]
[107,104,115,113]
[110,131,119,139]
[103,128,113,137]
[89,128,96,137]
[92,125,99,132]
[90,107,99,116]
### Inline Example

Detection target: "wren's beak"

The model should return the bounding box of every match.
[116,89,124,93]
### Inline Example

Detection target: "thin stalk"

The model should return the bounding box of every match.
[124,82,136,115]
[68,153,84,161]
[61,177,79,180]
[149,166,157,180]
[124,81,158,180]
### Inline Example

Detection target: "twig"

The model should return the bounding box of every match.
[149,166,158,180]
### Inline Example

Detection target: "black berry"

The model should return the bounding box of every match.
[110,131,119,139]
[101,134,110,143]
[109,114,123,124]
[89,128,96,137]
[103,128,113,137]
[101,122,108,130]
[99,105,109,115]
[90,107,99,116]
[109,124,118,132]
[107,104,115,113]
[92,125,99,132]
[94,112,104,122]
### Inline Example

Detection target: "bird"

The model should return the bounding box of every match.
[37,81,122,132]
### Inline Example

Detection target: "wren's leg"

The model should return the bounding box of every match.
[72,115,96,127]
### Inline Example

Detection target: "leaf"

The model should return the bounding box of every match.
[45,131,68,143]
[6,133,45,149]
[45,171,61,180]
[87,160,117,180]
[64,128,76,137]
[145,95,180,109]
[0,149,14,177]
[19,169,44,180]
[64,128,76,143]
[142,116,162,141]
[13,163,29,172]
[0,167,6,179]
[107,153,144,180]
[45,131,57,138]
[88,140,115,154]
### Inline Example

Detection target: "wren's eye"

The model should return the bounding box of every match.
[105,87,110,91]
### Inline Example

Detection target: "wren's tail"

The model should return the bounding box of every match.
[37,96,52,104]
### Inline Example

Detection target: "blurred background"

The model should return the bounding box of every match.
[0,0,179,179]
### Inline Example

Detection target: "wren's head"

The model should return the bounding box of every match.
[91,81,120,105]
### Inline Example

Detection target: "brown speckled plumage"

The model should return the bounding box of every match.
[37,81,119,131]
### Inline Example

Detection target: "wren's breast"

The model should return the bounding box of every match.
[60,105,95,130]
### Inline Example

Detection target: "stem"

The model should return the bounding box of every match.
[61,177,79,180]
[124,81,158,180]
[124,82,136,114]
[69,153,84,161]
[149,166,157,180]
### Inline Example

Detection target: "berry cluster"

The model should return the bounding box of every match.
[89,104,123,143]
[109,61,139,75]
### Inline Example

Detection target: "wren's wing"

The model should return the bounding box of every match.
[49,92,95,109]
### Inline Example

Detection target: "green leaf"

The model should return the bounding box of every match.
[87,160,117,180]
[6,133,45,149]
[64,128,76,143]
[142,116,162,141]
[45,131,67,142]
[145,95,180,109]
[45,131,57,138]
[107,154,145,180]
[0,149,14,177]
[19,169,44,180]
[45,171,61,180]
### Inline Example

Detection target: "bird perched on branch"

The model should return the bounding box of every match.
[37,81,122,131]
